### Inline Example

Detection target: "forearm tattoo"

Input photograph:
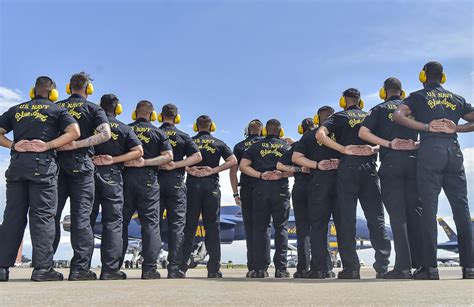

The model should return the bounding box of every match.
[75,123,111,148]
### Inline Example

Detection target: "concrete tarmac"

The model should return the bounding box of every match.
[0,267,472,306]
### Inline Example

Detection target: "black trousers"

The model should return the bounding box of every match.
[379,151,422,271]
[335,157,391,273]
[307,170,338,272]
[121,167,161,272]
[182,177,221,273]
[417,137,473,268]
[292,179,311,272]
[54,156,95,272]
[158,171,187,272]
[90,165,124,272]
[240,181,271,271]
[0,153,58,269]
[253,180,290,271]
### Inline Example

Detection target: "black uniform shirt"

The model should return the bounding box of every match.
[278,142,309,183]
[56,94,109,158]
[233,134,263,185]
[159,123,200,175]
[294,128,341,162]
[94,114,141,166]
[0,97,76,155]
[362,96,418,159]
[128,119,172,160]
[190,131,234,180]
[243,135,290,183]
[323,105,376,162]
[403,82,474,140]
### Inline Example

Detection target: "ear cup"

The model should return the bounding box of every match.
[30,87,35,99]
[157,113,163,123]
[279,128,285,138]
[261,127,267,137]
[132,111,137,121]
[441,73,446,84]
[210,122,216,132]
[419,70,427,83]
[298,125,304,135]
[115,104,123,116]
[379,88,387,100]
[48,89,59,102]
[174,114,181,124]
[358,99,364,109]
[86,83,94,95]
[150,111,157,121]
[193,123,199,132]
[339,96,346,109]
[401,90,406,99]
[313,114,320,126]
[66,83,72,95]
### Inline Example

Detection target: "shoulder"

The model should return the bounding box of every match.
[175,127,192,139]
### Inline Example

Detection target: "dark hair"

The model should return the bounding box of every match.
[266,119,281,135]
[301,118,315,133]
[317,105,334,115]
[136,100,154,116]
[70,72,92,91]
[248,119,263,134]
[342,88,361,99]
[424,61,443,82]
[384,77,402,92]
[197,115,212,130]
[35,76,56,92]
[162,103,178,119]
[100,94,119,114]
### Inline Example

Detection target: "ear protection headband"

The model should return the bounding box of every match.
[29,77,59,102]
[193,121,216,132]
[157,113,181,124]
[132,110,157,121]
[297,125,304,135]
[114,103,123,116]
[339,96,364,109]
[379,87,406,100]
[66,82,94,95]
[245,119,263,137]
[262,127,285,138]
[419,66,446,84]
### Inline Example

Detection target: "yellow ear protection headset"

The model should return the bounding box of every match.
[262,127,285,137]
[419,65,446,84]
[66,82,94,95]
[379,87,406,100]
[339,96,364,109]
[132,110,157,121]
[29,76,59,102]
[193,121,216,132]
[114,103,123,116]
[157,113,181,124]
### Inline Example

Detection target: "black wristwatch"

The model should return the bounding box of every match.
[294,166,302,173]
[10,142,16,151]
[233,193,239,197]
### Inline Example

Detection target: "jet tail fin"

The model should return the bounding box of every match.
[437,217,457,242]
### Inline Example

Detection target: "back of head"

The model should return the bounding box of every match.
[70,72,92,92]
[384,77,402,93]
[100,94,119,115]
[248,119,263,135]
[162,103,178,119]
[35,76,56,96]
[343,88,361,105]
[424,61,444,83]
[301,118,315,134]
[317,105,335,123]
[136,100,154,118]
[266,119,281,135]
[197,115,212,131]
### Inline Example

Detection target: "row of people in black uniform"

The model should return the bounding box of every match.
[0,61,472,282]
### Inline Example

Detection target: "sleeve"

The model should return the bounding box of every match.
[242,143,255,161]
[322,114,340,135]
[233,143,244,164]
[0,108,13,133]
[57,107,77,132]
[402,94,417,117]
[294,134,309,155]
[460,97,474,117]
[361,106,380,132]
[278,146,294,165]
[159,131,173,152]
[93,105,109,127]
[218,141,234,160]
[125,127,142,151]
[184,134,200,157]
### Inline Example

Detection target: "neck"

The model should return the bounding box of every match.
[71,91,87,98]
[106,111,116,118]
[163,118,175,125]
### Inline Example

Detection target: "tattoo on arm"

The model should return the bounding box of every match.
[74,123,111,149]
[145,150,173,166]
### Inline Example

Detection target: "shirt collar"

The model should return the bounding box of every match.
[265,134,279,139]
[386,95,402,102]
[425,82,442,89]
[160,122,175,128]
[197,131,211,136]
[346,105,361,111]
[136,118,150,123]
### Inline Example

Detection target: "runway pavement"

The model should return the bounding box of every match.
[0,267,472,306]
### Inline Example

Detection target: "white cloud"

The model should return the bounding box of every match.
[0,86,23,113]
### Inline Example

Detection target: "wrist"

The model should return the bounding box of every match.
[313,161,318,169]
[293,166,302,173]
[423,123,429,132]
[387,142,392,149]
[259,172,263,179]
[10,142,15,151]
[233,193,239,197]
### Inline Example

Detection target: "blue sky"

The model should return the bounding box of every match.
[0,0,472,265]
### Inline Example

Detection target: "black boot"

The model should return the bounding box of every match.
[207,271,223,278]
[462,267,474,279]
[275,269,290,278]
[0,267,9,282]
[31,268,64,282]
[326,270,336,279]
[383,270,412,279]
[141,270,161,280]
[293,270,307,278]
[412,267,439,280]
[100,271,127,280]
[305,271,326,279]
[337,269,360,279]
[376,270,388,279]
[168,270,186,279]
[251,270,268,278]
[68,270,97,281]
[246,270,255,278]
